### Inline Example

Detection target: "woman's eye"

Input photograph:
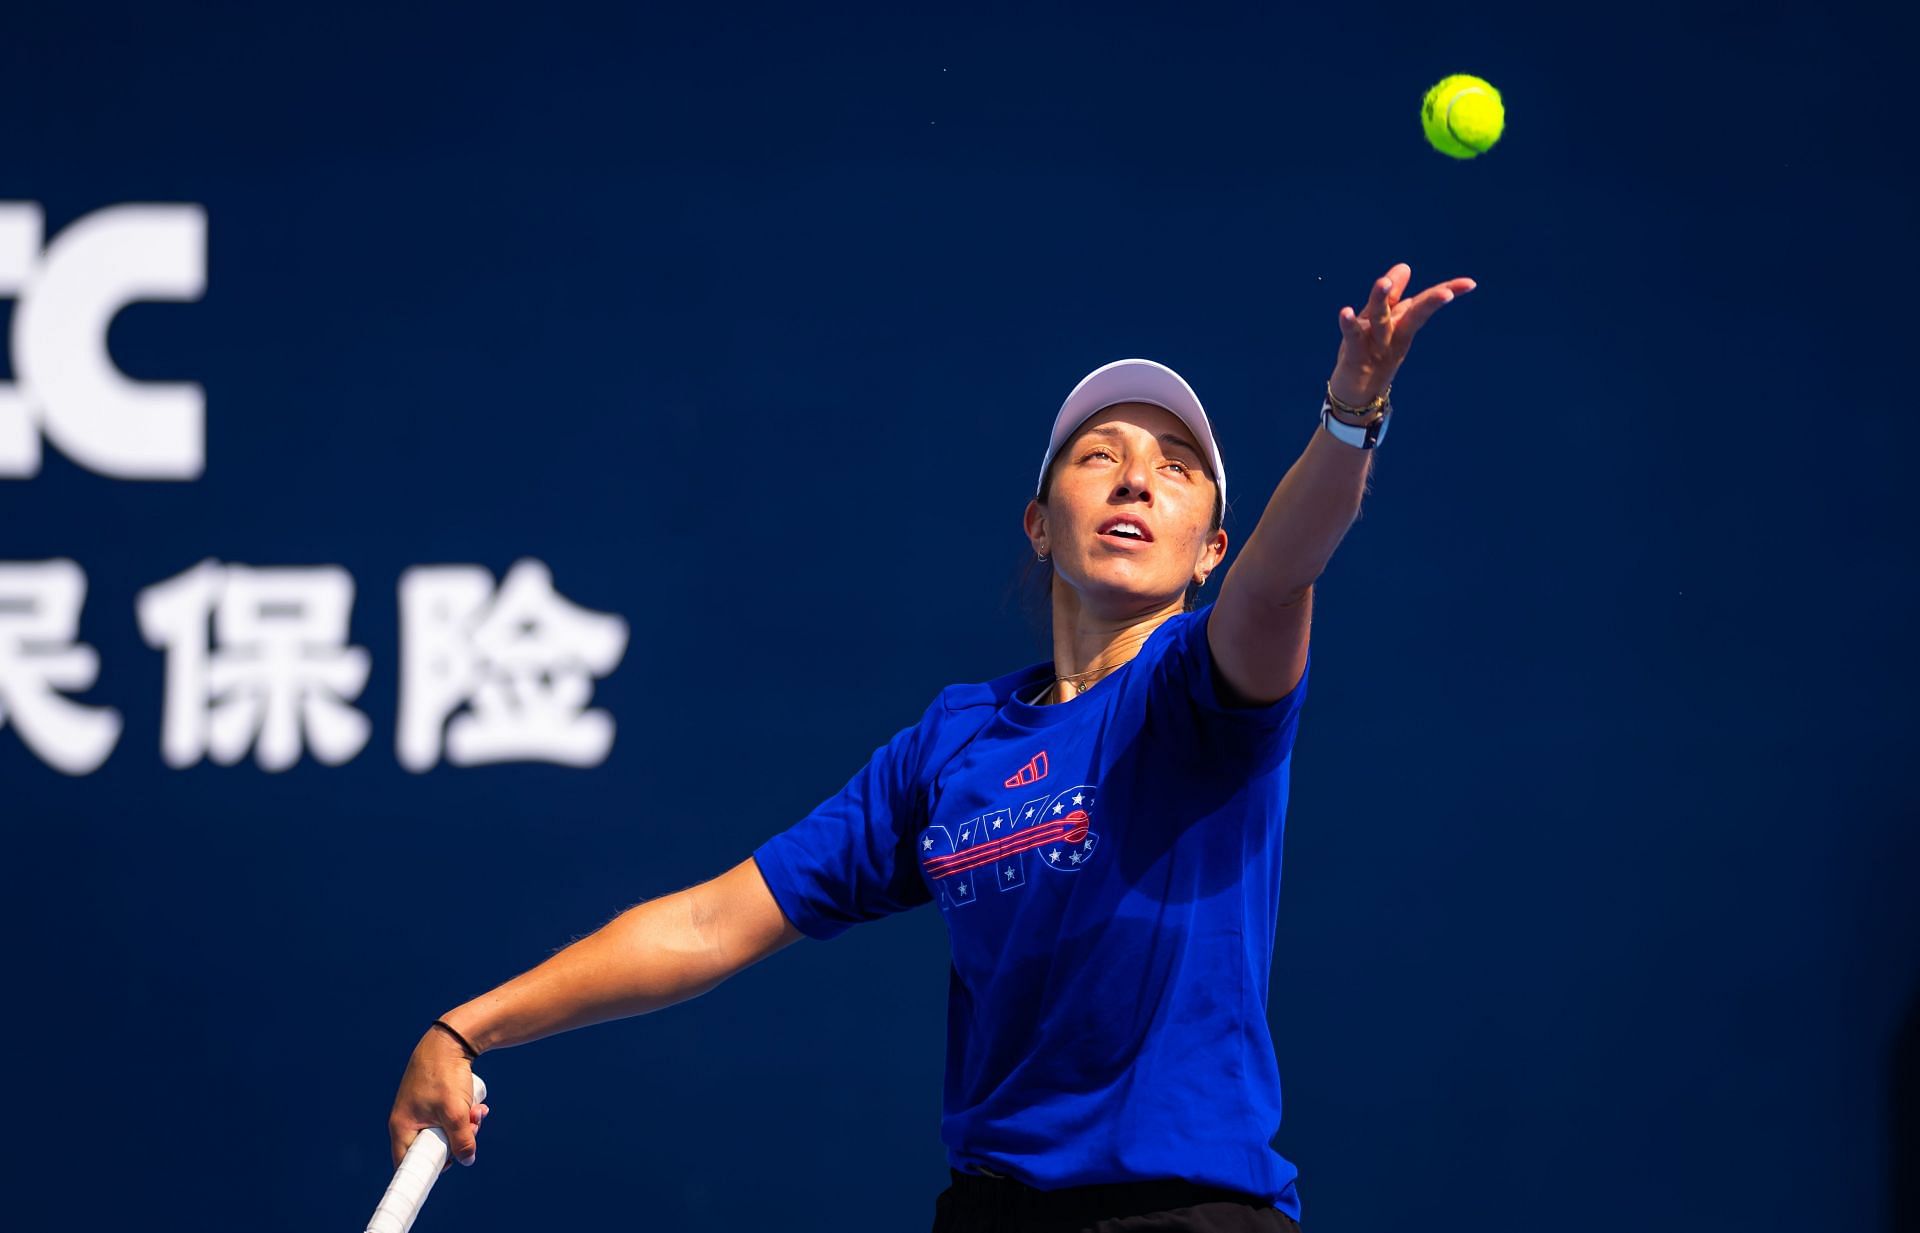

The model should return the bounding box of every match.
[1085,448,1114,461]
[1165,461,1189,475]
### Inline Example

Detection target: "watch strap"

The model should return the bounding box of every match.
[1320,400,1390,450]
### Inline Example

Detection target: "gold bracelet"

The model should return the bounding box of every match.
[1325,380,1391,419]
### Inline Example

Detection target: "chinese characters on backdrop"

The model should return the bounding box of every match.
[0,557,628,775]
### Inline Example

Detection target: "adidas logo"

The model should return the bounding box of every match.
[1003,750,1048,789]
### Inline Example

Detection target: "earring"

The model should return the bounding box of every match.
[1037,552,1050,563]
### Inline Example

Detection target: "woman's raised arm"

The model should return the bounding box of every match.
[1209,263,1475,706]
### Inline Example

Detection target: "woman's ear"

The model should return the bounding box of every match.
[1023,499,1049,557]
[1194,528,1228,586]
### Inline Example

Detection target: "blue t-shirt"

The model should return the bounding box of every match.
[752,604,1310,1218]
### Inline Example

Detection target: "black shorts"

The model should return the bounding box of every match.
[931,1167,1303,1232]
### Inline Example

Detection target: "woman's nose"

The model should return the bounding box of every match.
[1116,462,1152,499]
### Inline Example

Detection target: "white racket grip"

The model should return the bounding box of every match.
[365,1073,488,1233]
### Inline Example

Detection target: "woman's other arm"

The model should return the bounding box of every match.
[387,857,801,1166]
[440,856,801,1051]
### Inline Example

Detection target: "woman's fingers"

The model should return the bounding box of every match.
[1394,278,1477,340]
[1367,274,1397,316]
[1385,263,1413,304]
[445,1097,479,1167]
[1328,269,1473,396]
[1394,287,1454,336]
[1338,281,1395,368]
[1359,275,1393,323]
[1341,269,1473,356]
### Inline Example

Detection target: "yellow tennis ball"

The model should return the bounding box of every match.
[1422,74,1504,159]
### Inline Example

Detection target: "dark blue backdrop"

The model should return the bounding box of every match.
[3,3,1914,1230]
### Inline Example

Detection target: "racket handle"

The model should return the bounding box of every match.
[365,1072,488,1233]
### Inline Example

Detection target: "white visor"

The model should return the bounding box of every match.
[1035,358,1225,514]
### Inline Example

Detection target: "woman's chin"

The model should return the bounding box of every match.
[1067,563,1184,608]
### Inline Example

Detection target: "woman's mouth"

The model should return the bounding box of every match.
[1097,515,1154,546]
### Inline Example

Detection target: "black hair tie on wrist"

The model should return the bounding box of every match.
[431,1018,480,1061]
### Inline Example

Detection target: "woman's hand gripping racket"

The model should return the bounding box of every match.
[367,1072,488,1233]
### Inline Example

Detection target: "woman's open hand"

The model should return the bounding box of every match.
[1330,263,1476,406]
[387,1025,490,1170]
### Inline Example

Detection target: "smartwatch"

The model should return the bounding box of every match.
[1320,400,1391,450]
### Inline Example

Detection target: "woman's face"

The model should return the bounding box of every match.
[1025,402,1227,613]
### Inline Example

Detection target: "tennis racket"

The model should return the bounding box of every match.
[365,1072,488,1233]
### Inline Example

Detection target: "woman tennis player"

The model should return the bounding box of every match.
[388,262,1474,1231]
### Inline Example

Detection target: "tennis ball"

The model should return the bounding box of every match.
[1422,74,1504,159]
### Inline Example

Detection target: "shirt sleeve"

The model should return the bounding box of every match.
[1147,605,1310,753]
[751,702,937,941]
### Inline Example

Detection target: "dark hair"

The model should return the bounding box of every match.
[1007,451,1227,648]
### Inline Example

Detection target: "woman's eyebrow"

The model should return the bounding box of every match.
[1082,425,1204,456]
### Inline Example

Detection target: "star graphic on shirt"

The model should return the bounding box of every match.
[992,817,1003,830]
[923,836,934,850]
[1004,866,1016,881]
[1052,803,1064,815]
[1048,848,1062,863]
[1072,792,1084,805]
[956,882,968,896]
[1083,838,1094,851]
[1025,807,1035,819]
[1070,851,1084,864]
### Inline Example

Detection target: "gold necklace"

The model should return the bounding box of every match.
[1044,629,1156,704]
[1050,663,1119,702]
